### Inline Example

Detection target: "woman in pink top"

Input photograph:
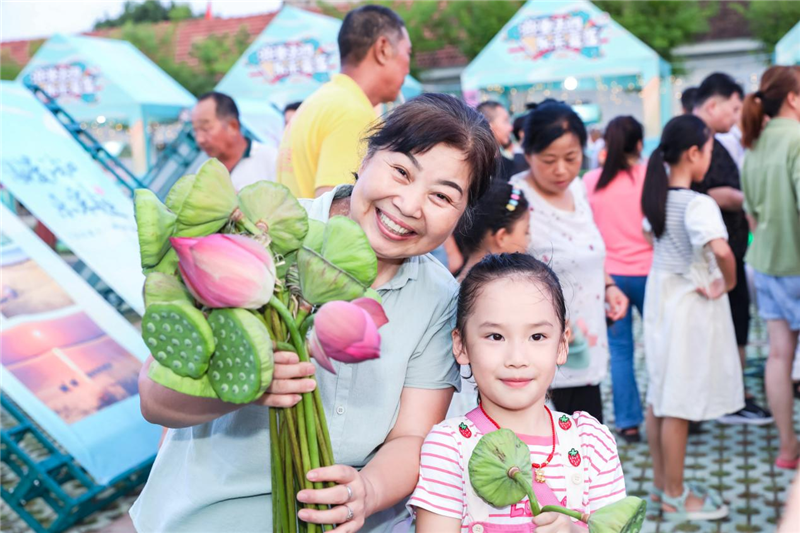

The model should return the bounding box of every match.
[584,116,653,443]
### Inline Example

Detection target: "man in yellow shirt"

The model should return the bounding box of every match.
[277,5,411,198]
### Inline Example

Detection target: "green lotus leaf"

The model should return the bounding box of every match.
[321,216,377,287]
[148,360,218,399]
[238,181,309,255]
[469,428,532,508]
[143,272,192,307]
[134,188,177,268]
[143,248,179,276]
[164,173,195,213]
[297,247,367,305]
[586,497,646,533]
[207,308,274,404]
[303,219,325,253]
[173,158,237,235]
[142,301,215,379]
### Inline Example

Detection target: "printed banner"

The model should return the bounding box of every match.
[0,82,145,314]
[0,204,160,484]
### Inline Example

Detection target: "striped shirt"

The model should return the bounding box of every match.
[408,408,626,529]
[645,189,728,274]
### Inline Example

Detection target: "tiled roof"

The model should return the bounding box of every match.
[1,13,276,67]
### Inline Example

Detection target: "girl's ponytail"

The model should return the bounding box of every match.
[742,66,800,148]
[595,116,643,191]
[741,92,765,149]
[642,147,669,238]
[642,115,711,239]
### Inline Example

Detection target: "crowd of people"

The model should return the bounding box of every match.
[132,4,800,532]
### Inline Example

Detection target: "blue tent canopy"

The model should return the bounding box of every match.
[461,0,671,137]
[216,5,422,145]
[776,22,800,66]
[16,34,197,173]
[17,34,195,124]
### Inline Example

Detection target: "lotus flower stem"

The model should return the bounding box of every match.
[270,297,322,473]
[274,341,297,353]
[282,421,298,533]
[539,505,586,522]
[312,387,333,468]
[299,315,315,341]
[270,408,289,533]
[296,308,311,333]
[509,467,541,516]
[295,403,318,533]
[234,214,262,236]
[286,407,309,490]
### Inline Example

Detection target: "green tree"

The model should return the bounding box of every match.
[730,1,800,54]
[594,0,719,63]
[94,1,197,29]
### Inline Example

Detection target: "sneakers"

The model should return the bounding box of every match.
[717,398,773,426]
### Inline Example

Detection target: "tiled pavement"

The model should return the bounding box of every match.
[2,316,797,532]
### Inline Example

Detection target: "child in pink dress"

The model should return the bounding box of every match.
[408,254,626,532]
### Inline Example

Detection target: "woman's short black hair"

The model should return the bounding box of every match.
[522,100,587,155]
[363,93,498,209]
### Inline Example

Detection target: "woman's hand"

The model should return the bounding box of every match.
[605,285,629,322]
[296,465,375,532]
[251,351,316,408]
[532,512,584,532]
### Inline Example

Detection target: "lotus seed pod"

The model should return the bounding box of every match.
[143,248,179,276]
[586,496,646,533]
[143,272,192,308]
[303,219,325,253]
[320,216,377,287]
[297,248,367,305]
[172,159,238,235]
[238,181,309,255]
[135,189,177,269]
[164,173,195,213]
[148,359,219,399]
[141,302,215,379]
[468,428,532,508]
[207,308,274,404]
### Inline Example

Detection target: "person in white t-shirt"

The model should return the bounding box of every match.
[191,92,277,191]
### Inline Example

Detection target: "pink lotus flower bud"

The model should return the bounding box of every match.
[170,234,276,309]
[308,298,388,373]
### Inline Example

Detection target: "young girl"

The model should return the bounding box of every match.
[641,115,744,521]
[447,181,531,418]
[454,179,531,281]
[410,253,627,532]
[583,116,652,443]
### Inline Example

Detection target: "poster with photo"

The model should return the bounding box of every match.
[0,204,160,483]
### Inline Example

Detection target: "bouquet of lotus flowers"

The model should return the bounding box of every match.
[135,159,388,533]
[469,429,646,532]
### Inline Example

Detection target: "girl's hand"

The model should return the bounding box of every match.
[251,351,316,408]
[532,512,584,532]
[605,285,629,322]
[297,465,375,532]
[696,278,726,300]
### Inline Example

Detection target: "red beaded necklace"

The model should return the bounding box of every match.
[479,403,556,483]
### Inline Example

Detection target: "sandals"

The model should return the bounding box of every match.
[646,488,663,513]
[661,483,728,522]
[616,427,641,444]
[775,455,799,470]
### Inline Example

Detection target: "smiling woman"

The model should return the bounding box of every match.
[130,93,499,533]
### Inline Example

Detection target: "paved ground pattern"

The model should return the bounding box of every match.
[2,316,797,532]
